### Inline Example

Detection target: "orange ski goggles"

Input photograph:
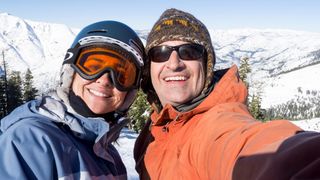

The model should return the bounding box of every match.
[65,45,141,91]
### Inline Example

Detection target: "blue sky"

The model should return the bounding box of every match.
[1,0,319,32]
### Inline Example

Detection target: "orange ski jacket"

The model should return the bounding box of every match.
[134,65,320,180]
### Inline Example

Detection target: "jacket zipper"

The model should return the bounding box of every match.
[162,113,181,132]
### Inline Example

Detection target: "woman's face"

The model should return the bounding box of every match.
[72,73,127,114]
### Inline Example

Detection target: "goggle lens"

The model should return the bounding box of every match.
[75,47,138,90]
[148,44,205,62]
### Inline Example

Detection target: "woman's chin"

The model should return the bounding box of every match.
[89,105,114,114]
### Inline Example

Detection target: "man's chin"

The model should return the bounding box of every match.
[164,97,191,107]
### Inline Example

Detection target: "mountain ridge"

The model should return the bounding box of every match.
[1,12,319,108]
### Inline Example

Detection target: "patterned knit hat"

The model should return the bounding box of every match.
[142,8,215,112]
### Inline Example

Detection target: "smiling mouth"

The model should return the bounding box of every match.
[164,76,187,82]
[88,89,110,97]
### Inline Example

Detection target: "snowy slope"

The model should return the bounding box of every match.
[262,63,320,107]
[114,128,139,180]
[209,29,320,108]
[292,118,320,132]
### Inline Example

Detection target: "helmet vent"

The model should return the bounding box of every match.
[87,29,108,34]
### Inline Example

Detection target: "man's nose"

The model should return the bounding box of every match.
[166,51,184,70]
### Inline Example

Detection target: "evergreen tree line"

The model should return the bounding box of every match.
[265,89,320,120]
[0,65,38,118]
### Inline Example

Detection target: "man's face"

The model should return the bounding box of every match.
[150,41,205,107]
[72,73,127,114]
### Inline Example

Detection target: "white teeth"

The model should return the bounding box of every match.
[164,76,187,81]
[89,89,108,97]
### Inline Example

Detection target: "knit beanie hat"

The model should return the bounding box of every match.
[142,8,215,112]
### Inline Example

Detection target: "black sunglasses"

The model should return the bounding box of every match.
[148,44,205,62]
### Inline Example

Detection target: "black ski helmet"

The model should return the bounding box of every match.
[57,20,145,114]
[69,20,144,65]
[65,20,145,80]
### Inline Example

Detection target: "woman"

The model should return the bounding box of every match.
[0,20,145,179]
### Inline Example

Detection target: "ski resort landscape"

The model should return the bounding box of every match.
[1,12,320,179]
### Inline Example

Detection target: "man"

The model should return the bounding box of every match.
[0,20,145,179]
[134,8,320,179]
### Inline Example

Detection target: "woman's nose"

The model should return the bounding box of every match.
[96,73,113,87]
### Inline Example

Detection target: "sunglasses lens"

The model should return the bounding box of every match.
[75,47,138,90]
[179,44,204,60]
[148,44,205,62]
[148,46,172,62]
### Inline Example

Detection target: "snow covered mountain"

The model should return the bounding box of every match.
[0,12,79,94]
[209,29,320,108]
[1,12,320,109]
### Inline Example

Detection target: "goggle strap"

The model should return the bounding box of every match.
[63,48,79,65]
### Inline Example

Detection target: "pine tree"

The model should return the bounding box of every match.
[0,73,7,118]
[249,93,265,121]
[7,71,23,114]
[23,68,38,102]
[0,51,8,118]
[239,56,251,87]
[239,56,251,105]
[0,78,5,118]
[128,90,151,132]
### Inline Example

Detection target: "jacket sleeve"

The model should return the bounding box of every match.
[196,117,320,179]
[0,120,58,179]
[232,131,320,180]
